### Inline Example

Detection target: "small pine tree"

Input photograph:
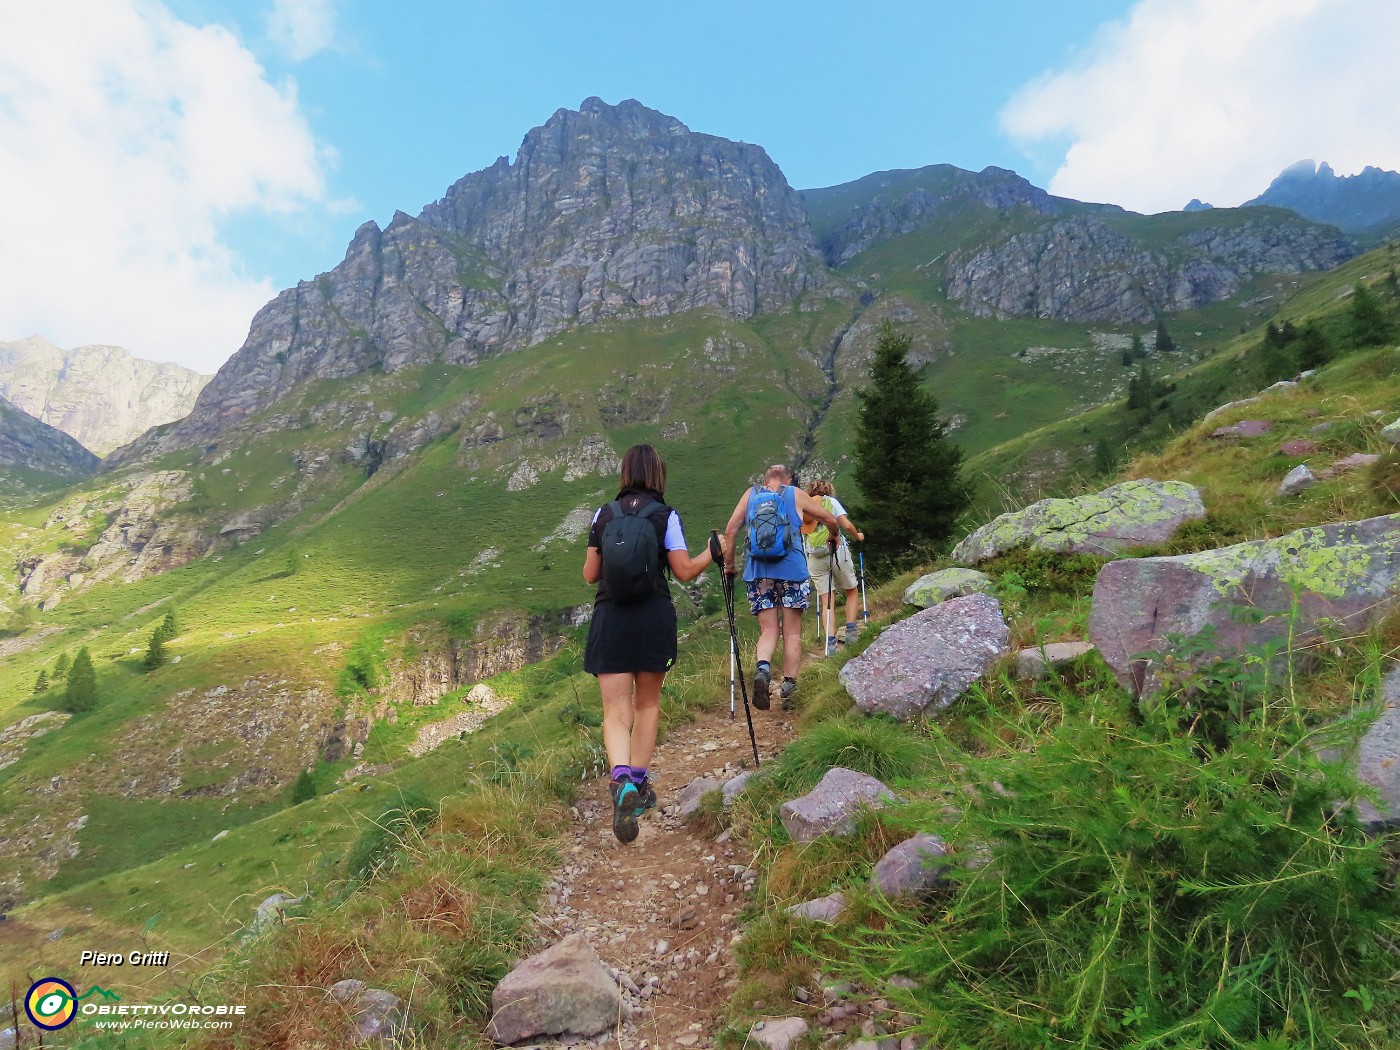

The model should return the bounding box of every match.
[53,652,69,679]
[143,629,166,672]
[155,608,178,642]
[291,769,318,804]
[65,647,97,713]
[1296,322,1334,370]
[1154,319,1176,354]
[1130,333,1145,360]
[33,670,49,694]
[1256,325,1298,384]
[1126,362,1155,413]
[1121,349,1133,367]
[1350,282,1395,347]
[851,323,970,575]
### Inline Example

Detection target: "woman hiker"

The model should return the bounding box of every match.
[802,478,865,651]
[582,443,726,844]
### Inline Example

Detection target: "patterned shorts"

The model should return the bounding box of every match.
[746,577,811,615]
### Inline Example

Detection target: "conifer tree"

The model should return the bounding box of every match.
[1154,319,1176,354]
[1130,333,1145,360]
[155,609,178,642]
[143,628,166,672]
[53,652,69,679]
[65,647,97,713]
[291,769,318,804]
[851,323,969,574]
[33,670,48,694]
[1350,282,1395,347]
[1296,322,1334,370]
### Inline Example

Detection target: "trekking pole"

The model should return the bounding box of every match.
[825,543,836,656]
[858,544,869,621]
[720,565,761,767]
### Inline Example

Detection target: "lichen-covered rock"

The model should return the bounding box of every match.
[1090,514,1400,695]
[779,767,896,843]
[1014,641,1096,680]
[486,933,626,1045]
[950,479,1205,566]
[902,567,993,608]
[840,593,1010,720]
[1278,464,1318,497]
[870,833,950,898]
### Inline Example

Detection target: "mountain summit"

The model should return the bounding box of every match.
[1245,159,1400,239]
[150,98,824,452]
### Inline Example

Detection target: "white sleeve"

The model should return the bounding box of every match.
[663,510,687,551]
[829,497,848,518]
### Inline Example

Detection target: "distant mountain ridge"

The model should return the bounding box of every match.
[1244,160,1400,241]
[0,337,209,456]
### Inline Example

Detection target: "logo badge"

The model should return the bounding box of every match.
[26,977,78,1030]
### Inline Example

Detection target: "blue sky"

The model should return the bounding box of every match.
[2,0,1398,370]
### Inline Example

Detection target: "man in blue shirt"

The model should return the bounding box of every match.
[723,464,839,710]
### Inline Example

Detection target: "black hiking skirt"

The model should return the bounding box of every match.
[584,594,678,675]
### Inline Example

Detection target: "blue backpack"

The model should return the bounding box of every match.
[746,486,793,561]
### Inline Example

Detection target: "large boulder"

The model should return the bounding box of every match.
[1090,514,1400,695]
[902,567,993,608]
[839,593,1010,720]
[485,933,626,1045]
[779,767,896,843]
[1327,666,1400,833]
[950,479,1205,566]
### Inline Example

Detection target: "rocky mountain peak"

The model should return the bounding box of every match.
[135,98,824,457]
[1245,159,1400,236]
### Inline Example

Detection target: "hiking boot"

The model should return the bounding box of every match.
[780,678,797,710]
[611,779,640,844]
[752,666,771,710]
[826,635,839,651]
[634,778,657,813]
[845,623,859,646]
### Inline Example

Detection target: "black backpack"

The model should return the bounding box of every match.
[599,498,669,604]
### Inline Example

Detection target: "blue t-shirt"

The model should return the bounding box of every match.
[742,485,808,583]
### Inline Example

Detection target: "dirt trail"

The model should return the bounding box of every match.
[531,698,801,1049]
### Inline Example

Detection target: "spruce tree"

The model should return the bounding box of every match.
[1350,282,1395,347]
[65,647,97,713]
[1129,333,1145,361]
[1296,322,1334,370]
[155,608,178,642]
[33,670,48,694]
[1154,319,1176,354]
[143,629,166,672]
[851,323,969,575]
[53,652,69,679]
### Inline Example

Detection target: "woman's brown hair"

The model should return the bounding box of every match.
[806,478,834,498]
[619,443,667,495]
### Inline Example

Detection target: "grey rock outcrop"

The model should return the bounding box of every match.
[870,833,950,898]
[0,395,99,480]
[1336,667,1400,832]
[779,767,896,843]
[902,567,993,608]
[1090,514,1400,695]
[951,479,1205,565]
[1014,641,1096,680]
[130,98,826,457]
[0,336,209,455]
[839,594,1010,720]
[486,933,626,1045]
[946,213,1352,324]
[327,980,406,1046]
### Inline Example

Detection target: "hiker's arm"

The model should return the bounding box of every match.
[667,535,725,582]
[582,544,601,585]
[837,514,864,542]
[795,489,838,527]
[722,492,748,572]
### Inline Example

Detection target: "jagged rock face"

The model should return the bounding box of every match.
[145,97,825,453]
[810,164,1066,266]
[946,215,1353,324]
[0,394,99,479]
[0,336,209,455]
[1245,159,1400,237]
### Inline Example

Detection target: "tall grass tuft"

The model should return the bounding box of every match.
[769,713,936,792]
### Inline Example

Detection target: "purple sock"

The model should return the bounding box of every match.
[630,767,648,786]
[611,764,632,782]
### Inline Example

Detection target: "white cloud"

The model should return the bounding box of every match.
[267,0,337,61]
[0,1,329,372]
[1001,0,1400,213]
